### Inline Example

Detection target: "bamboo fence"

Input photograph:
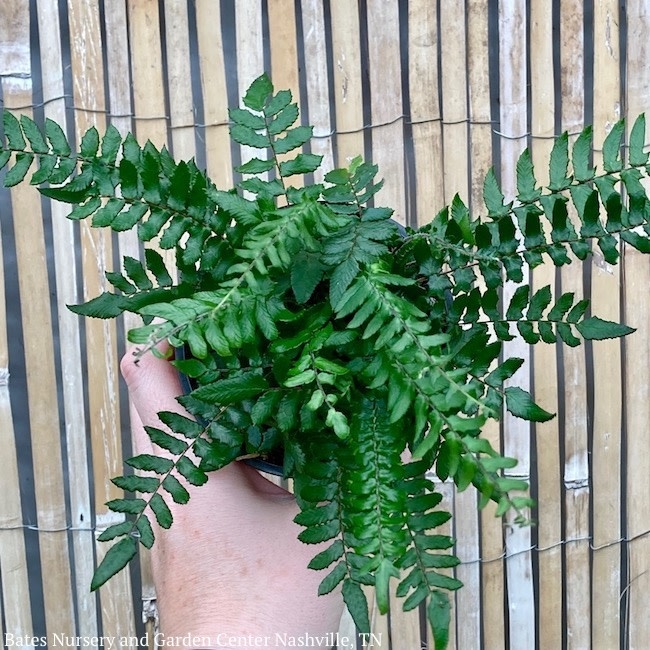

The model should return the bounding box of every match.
[0,1,649,649]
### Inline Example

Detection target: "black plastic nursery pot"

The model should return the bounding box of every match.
[175,345,286,476]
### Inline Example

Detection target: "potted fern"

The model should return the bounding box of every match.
[2,74,648,648]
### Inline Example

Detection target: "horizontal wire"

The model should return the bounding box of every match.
[1,95,604,143]
[0,524,94,532]
[1,523,648,567]
[460,527,650,565]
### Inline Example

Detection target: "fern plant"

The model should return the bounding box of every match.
[2,74,649,649]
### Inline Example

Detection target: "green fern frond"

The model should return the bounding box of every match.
[90,401,239,591]
[396,459,460,649]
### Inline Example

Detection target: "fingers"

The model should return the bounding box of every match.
[121,345,238,531]
[120,345,277,497]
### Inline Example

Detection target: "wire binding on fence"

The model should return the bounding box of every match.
[1,522,648,565]
[1,96,600,143]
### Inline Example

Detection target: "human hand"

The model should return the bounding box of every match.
[121,346,344,647]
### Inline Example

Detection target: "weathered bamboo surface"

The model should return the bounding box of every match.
[0,2,649,649]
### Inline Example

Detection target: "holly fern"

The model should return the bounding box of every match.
[2,74,648,649]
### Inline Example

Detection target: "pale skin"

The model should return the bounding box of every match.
[121,346,344,648]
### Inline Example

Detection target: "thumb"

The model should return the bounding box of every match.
[120,344,288,498]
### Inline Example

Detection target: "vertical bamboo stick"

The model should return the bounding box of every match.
[478,501,505,650]
[35,0,100,636]
[103,0,142,332]
[559,3,591,647]
[195,0,232,187]
[467,3,504,647]
[366,0,406,223]
[301,0,334,182]
[328,2,364,169]
[408,0,443,225]
[104,0,133,138]
[127,0,176,279]
[529,2,563,648]
[453,488,480,650]
[590,2,623,648]
[127,0,168,150]
[427,479,457,650]
[0,2,75,640]
[0,188,33,641]
[498,2,536,648]
[623,3,650,647]
[103,2,155,636]
[452,6,483,630]
[622,252,650,650]
[103,0,141,304]
[67,0,136,637]
[366,3,416,643]
[467,0,493,216]
[440,0,469,205]
[161,0,195,295]
[163,1,196,163]
[267,0,303,189]
[333,609,356,649]
[360,584,389,649]
[235,0,264,167]
[268,0,300,100]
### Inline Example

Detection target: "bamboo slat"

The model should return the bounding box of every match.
[528,2,563,648]
[329,2,364,169]
[268,0,300,100]
[195,0,232,187]
[127,0,167,150]
[268,0,303,190]
[467,4,506,647]
[234,0,264,167]
[104,0,133,136]
[127,0,176,278]
[623,3,650,647]
[68,0,112,499]
[301,0,335,182]
[366,6,415,641]
[590,2,623,648]
[479,500,505,650]
[103,2,154,634]
[334,607,358,649]
[366,1,406,224]
[440,1,469,206]
[559,3,591,648]
[4,90,76,642]
[162,0,195,283]
[498,3,536,647]
[164,0,196,163]
[0,197,33,642]
[427,480,456,650]
[467,0,493,215]
[0,3,35,639]
[438,11,481,639]
[35,0,99,637]
[103,0,142,329]
[622,250,650,650]
[453,489,480,650]
[456,6,493,646]
[67,0,136,638]
[363,585,389,649]
[408,0,443,226]
[1,2,75,640]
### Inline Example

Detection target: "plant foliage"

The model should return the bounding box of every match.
[2,76,649,648]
